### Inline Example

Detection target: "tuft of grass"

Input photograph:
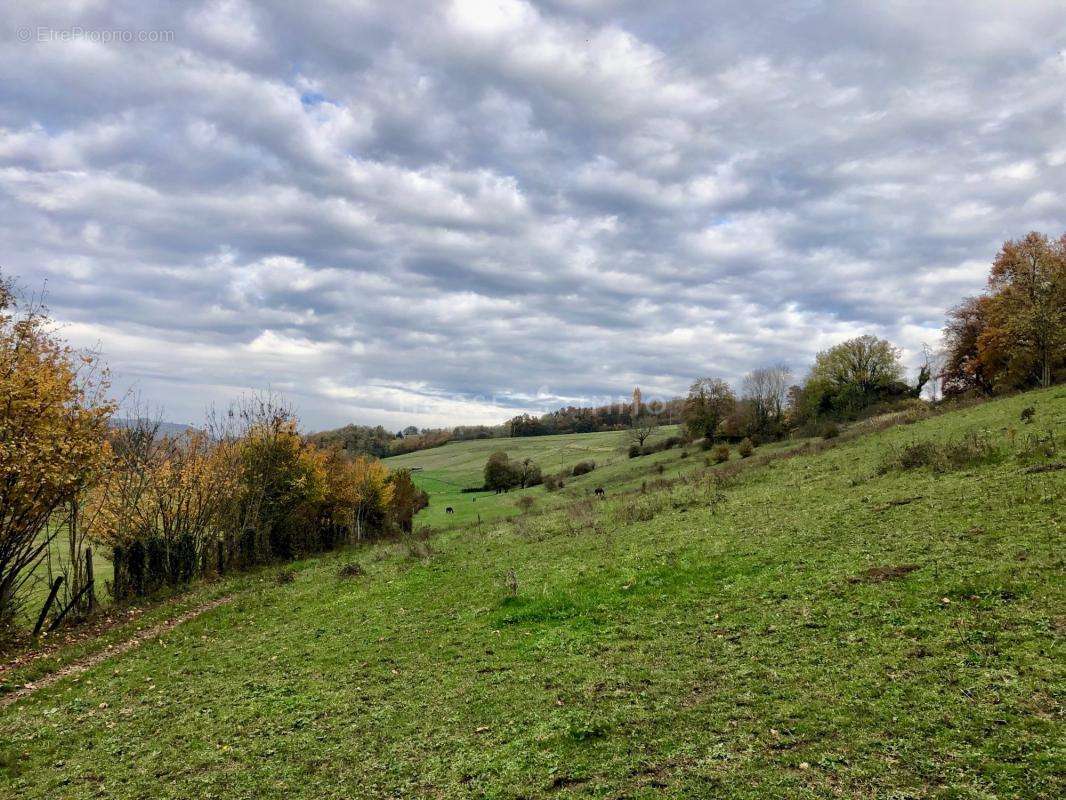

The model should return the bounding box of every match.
[337,562,364,579]
[613,494,666,524]
[565,715,609,742]
[0,747,21,780]
[399,524,435,561]
[401,538,433,561]
[1016,427,1060,462]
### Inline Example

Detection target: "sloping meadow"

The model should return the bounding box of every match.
[1,388,1063,798]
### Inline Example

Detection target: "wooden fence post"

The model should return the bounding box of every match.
[33,576,64,637]
[48,579,94,633]
[112,546,123,602]
[85,547,95,612]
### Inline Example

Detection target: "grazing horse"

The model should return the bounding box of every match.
[594,487,605,498]
[446,507,454,515]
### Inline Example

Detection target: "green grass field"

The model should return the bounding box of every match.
[2,389,1063,798]
[384,426,682,529]
[381,424,780,532]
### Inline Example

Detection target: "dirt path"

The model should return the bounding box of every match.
[0,595,232,710]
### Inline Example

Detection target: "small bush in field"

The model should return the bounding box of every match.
[571,460,596,476]
[936,432,1006,469]
[275,569,296,585]
[543,473,565,491]
[1018,428,1058,461]
[738,438,754,458]
[639,435,683,456]
[522,462,543,487]
[614,494,665,524]
[699,438,713,451]
[1020,405,1035,424]
[403,539,432,560]
[885,440,940,471]
[655,463,666,474]
[880,431,1006,474]
[563,498,599,536]
[401,525,434,560]
[515,495,535,513]
[712,444,730,463]
[338,562,365,579]
[628,444,641,458]
[821,422,840,439]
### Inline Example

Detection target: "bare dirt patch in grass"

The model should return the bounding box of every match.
[849,564,920,584]
[871,495,924,512]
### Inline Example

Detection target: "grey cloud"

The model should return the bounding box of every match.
[1,0,1064,429]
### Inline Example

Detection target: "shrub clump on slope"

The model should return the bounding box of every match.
[879,430,1008,473]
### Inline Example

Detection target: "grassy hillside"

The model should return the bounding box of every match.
[2,388,1063,798]
[383,426,682,528]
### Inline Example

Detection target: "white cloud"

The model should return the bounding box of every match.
[1,0,1064,429]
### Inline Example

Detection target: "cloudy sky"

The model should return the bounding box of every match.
[2,1,1064,430]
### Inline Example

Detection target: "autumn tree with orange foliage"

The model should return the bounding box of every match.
[214,400,401,565]
[87,421,241,598]
[321,450,393,542]
[1,268,405,624]
[0,272,114,628]
[943,232,1066,396]
[95,398,401,600]
[386,469,429,534]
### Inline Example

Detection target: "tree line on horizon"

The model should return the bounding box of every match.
[315,231,1065,456]
[666,231,1064,445]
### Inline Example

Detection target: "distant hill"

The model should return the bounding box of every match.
[110,418,197,438]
